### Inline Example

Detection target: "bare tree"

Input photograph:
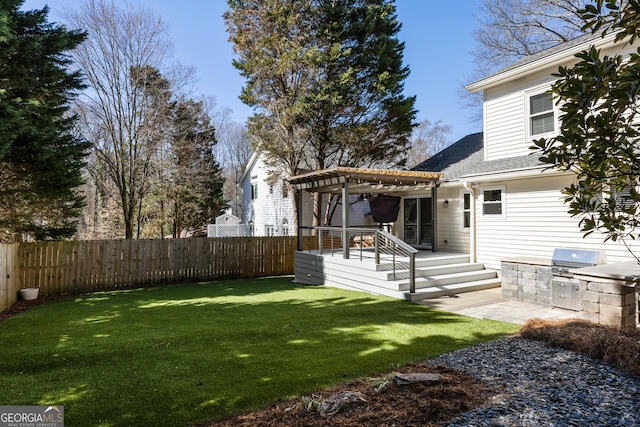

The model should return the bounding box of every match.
[463,0,589,124]
[64,0,193,239]
[473,0,588,71]
[218,123,251,217]
[206,97,252,218]
[405,119,453,169]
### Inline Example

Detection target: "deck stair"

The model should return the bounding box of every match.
[294,250,500,302]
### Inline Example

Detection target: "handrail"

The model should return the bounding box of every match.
[300,226,418,293]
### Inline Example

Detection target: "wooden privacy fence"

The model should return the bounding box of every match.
[0,236,296,313]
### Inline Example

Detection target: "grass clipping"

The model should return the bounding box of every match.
[518,318,640,377]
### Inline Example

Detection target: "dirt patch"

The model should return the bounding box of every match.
[0,294,67,323]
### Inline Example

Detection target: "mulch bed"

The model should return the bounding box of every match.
[0,294,67,323]
[205,364,490,427]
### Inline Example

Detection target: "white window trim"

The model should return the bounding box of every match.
[479,185,506,219]
[265,224,275,236]
[525,86,558,142]
[460,190,472,232]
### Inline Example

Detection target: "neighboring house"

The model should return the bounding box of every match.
[239,151,374,236]
[409,30,640,270]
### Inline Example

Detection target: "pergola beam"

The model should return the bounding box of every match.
[290,167,443,255]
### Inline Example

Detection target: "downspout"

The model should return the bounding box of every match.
[463,182,476,263]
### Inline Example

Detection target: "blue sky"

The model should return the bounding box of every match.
[23,0,481,142]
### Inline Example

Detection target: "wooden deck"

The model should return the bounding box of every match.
[294,249,501,301]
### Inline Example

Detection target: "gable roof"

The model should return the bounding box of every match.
[238,151,260,186]
[412,132,546,182]
[411,133,484,181]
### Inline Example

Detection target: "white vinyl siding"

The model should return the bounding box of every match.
[483,74,556,161]
[434,186,470,254]
[240,154,304,236]
[474,174,639,270]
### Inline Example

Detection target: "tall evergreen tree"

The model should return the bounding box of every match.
[170,99,226,237]
[0,1,88,242]
[225,0,416,225]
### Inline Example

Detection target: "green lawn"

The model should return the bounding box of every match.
[0,277,519,426]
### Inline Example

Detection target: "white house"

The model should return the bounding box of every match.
[289,30,640,313]
[239,151,375,236]
[411,30,640,271]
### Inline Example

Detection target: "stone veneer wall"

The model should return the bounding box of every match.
[574,276,637,328]
[501,258,553,307]
[501,257,638,328]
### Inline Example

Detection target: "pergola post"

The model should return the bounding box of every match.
[342,181,350,259]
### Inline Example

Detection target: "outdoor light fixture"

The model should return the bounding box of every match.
[443,200,449,208]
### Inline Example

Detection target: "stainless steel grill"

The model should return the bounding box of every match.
[551,248,605,310]
[551,248,605,277]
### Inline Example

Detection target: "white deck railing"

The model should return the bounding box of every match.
[299,226,418,293]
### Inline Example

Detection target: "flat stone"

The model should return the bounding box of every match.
[318,391,366,417]
[393,372,442,386]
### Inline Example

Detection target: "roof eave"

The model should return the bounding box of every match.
[466,31,621,93]
[460,165,572,182]
[238,151,260,185]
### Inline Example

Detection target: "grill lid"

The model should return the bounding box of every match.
[551,248,604,268]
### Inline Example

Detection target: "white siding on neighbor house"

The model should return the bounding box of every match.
[435,186,470,254]
[474,174,639,270]
[240,153,372,236]
[240,154,298,236]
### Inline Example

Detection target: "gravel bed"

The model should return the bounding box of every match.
[429,337,640,426]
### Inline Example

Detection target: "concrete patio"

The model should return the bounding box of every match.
[417,287,585,325]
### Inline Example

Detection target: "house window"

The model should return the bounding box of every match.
[612,183,639,211]
[462,192,471,229]
[529,92,555,137]
[481,187,505,216]
[251,182,258,200]
[265,225,275,236]
[282,219,289,236]
[282,181,289,198]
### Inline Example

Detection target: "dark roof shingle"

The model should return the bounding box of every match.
[412,132,545,181]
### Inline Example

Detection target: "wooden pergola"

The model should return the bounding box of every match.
[289,167,443,256]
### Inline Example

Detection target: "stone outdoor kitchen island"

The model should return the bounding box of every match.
[502,257,639,328]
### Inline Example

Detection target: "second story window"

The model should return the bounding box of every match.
[529,92,554,137]
[251,182,258,200]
